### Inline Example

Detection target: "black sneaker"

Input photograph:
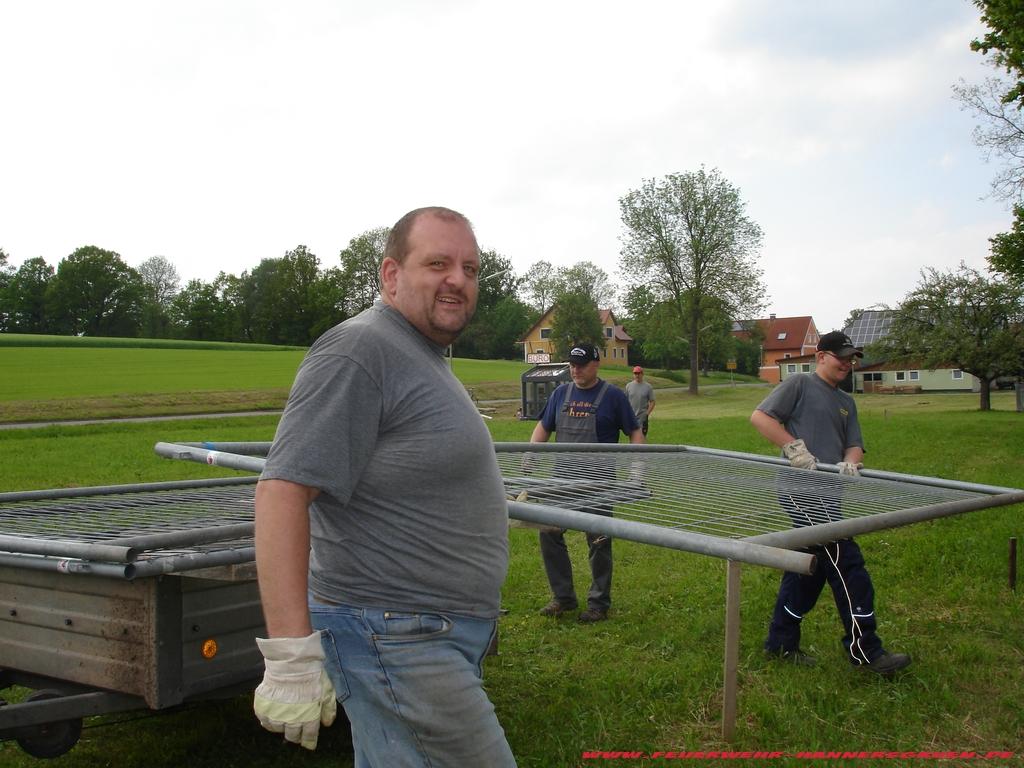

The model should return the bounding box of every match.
[765,647,817,667]
[539,599,576,617]
[577,607,608,623]
[858,651,911,675]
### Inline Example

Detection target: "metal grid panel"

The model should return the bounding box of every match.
[0,485,255,542]
[498,449,989,540]
[4,442,1021,578]
[0,483,257,574]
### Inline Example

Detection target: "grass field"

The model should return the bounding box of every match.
[0,339,758,422]
[1,342,1022,767]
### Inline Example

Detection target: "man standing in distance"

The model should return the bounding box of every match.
[530,343,645,623]
[624,366,656,437]
[253,207,516,765]
[751,331,911,675]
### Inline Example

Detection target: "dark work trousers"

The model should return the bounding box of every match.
[540,509,612,611]
[540,381,614,611]
[765,471,884,664]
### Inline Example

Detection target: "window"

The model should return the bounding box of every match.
[895,371,906,382]
[865,372,883,382]
[801,364,811,372]
[777,332,787,340]
[786,364,797,373]
[783,353,791,359]
[539,328,551,339]
[908,370,920,381]
[604,327,613,338]
[952,369,964,380]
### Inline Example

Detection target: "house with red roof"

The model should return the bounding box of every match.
[518,306,633,364]
[733,314,820,383]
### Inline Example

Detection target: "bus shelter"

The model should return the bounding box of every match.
[519,363,570,420]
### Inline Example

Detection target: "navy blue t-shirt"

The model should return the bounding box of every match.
[539,380,639,443]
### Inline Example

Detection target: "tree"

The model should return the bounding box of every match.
[550,291,604,359]
[730,331,765,377]
[843,307,866,332]
[236,258,284,344]
[871,263,1024,410]
[476,250,519,308]
[48,246,148,337]
[953,75,1024,202]
[621,285,686,369]
[552,261,615,310]
[309,266,348,340]
[521,260,556,313]
[459,250,530,359]
[970,0,1024,106]
[170,278,229,341]
[136,255,181,339]
[338,227,387,317]
[6,257,54,333]
[619,167,767,394]
[688,298,735,376]
[988,203,1024,281]
[273,245,330,346]
[0,249,13,332]
[218,271,257,342]
[137,255,181,306]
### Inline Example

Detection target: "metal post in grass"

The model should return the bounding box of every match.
[723,560,741,741]
[1011,537,1018,592]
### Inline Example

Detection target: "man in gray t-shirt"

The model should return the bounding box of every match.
[751,331,910,676]
[251,207,516,766]
[624,366,655,436]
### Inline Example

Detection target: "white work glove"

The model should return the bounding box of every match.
[782,439,817,470]
[254,631,337,751]
[838,461,863,477]
[508,489,562,532]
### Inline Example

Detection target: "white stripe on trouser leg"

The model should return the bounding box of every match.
[783,606,803,620]
[825,541,870,665]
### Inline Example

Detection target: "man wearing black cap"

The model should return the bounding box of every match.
[529,342,645,623]
[750,331,911,675]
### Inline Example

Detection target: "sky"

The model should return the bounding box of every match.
[0,0,1014,335]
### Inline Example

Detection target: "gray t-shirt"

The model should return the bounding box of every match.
[756,373,864,465]
[261,303,509,619]
[624,380,655,421]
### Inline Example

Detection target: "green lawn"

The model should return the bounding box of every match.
[0,341,759,422]
[1,346,1022,767]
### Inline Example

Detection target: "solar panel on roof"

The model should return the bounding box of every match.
[844,310,894,346]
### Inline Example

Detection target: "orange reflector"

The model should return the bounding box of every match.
[202,639,218,659]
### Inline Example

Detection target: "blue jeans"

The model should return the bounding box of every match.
[310,599,516,768]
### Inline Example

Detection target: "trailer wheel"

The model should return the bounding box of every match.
[16,689,83,759]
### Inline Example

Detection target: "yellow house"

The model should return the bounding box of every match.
[519,306,633,364]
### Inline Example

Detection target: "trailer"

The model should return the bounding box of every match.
[0,477,264,758]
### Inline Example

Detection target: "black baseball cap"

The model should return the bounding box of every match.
[817,331,863,358]
[567,343,600,364]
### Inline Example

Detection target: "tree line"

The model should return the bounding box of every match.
[4,138,1018,401]
[0,170,773,379]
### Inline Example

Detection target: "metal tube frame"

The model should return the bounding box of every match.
[152,440,1024,739]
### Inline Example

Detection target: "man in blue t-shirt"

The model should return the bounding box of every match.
[529,342,644,623]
